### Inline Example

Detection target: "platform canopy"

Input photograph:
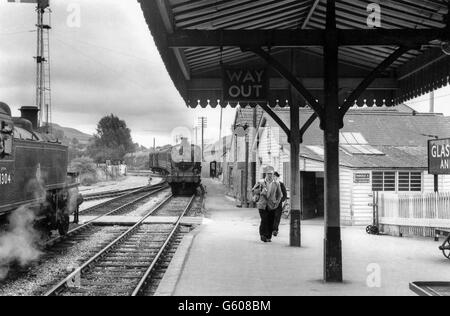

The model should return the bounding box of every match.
[139,0,450,109]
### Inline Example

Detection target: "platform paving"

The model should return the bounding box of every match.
[171,179,450,296]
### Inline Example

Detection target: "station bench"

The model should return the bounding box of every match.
[409,230,450,296]
[410,282,450,297]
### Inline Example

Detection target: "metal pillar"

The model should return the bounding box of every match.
[290,104,301,247]
[35,4,51,129]
[202,119,205,161]
[435,174,439,193]
[198,117,207,162]
[323,0,343,283]
[244,134,249,207]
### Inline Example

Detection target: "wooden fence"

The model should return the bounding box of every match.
[377,192,450,237]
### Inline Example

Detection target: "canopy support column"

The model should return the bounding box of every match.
[289,103,302,247]
[323,0,343,283]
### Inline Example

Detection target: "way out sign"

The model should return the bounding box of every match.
[223,68,268,103]
[428,138,450,175]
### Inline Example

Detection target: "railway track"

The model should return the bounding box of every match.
[79,183,168,217]
[44,195,195,296]
[82,187,147,202]
[46,182,169,248]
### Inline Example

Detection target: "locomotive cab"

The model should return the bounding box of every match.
[0,103,13,158]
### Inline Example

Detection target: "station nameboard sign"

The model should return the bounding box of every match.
[354,173,370,184]
[223,68,268,103]
[428,138,450,175]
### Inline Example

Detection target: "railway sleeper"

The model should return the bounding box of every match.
[71,282,138,290]
[85,273,143,280]
[122,236,170,242]
[80,279,142,288]
[106,252,159,257]
[90,266,145,272]
[64,288,131,296]
[103,256,157,262]
[115,245,165,250]
[96,263,153,268]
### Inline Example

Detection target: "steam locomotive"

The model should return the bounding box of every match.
[149,138,202,195]
[0,102,82,236]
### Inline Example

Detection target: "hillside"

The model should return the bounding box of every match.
[49,123,93,145]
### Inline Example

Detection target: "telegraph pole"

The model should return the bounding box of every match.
[219,107,223,144]
[198,117,208,162]
[35,0,52,130]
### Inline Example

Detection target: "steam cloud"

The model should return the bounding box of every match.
[0,206,43,280]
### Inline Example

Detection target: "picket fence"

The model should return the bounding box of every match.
[378,192,450,237]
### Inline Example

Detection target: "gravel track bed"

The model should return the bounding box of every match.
[138,231,185,296]
[0,192,203,296]
[54,224,174,296]
[122,190,172,217]
[151,197,193,217]
[185,196,205,217]
[80,191,153,217]
[0,226,128,296]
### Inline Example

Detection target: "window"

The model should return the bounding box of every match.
[13,127,36,140]
[372,171,423,192]
[340,132,384,156]
[372,171,396,191]
[398,172,422,192]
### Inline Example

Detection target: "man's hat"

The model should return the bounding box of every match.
[263,166,275,174]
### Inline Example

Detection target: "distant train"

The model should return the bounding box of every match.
[0,102,82,236]
[149,139,202,195]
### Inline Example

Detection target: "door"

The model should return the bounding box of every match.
[301,172,318,219]
[315,175,325,217]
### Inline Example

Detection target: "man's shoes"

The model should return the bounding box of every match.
[272,231,278,237]
[261,236,268,243]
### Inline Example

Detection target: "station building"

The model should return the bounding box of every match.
[224,105,450,226]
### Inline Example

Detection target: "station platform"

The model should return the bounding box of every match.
[165,178,450,296]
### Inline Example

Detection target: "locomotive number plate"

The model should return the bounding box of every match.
[0,168,12,185]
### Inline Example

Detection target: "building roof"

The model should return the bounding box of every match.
[301,145,429,169]
[262,106,450,169]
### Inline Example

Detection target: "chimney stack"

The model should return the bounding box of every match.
[20,106,39,130]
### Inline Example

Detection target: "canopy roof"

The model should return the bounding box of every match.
[139,0,450,108]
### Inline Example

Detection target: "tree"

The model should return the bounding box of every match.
[87,114,135,163]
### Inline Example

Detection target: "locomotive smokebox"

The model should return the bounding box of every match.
[0,102,12,116]
[20,106,39,130]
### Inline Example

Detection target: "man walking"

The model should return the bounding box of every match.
[252,167,282,243]
[273,172,288,237]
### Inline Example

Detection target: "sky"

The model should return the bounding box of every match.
[1,0,450,148]
[0,0,236,147]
